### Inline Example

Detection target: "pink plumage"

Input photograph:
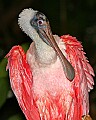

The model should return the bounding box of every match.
[6,34,94,120]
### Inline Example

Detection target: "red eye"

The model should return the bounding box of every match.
[37,20,43,25]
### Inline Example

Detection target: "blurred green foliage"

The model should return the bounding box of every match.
[8,114,23,120]
[0,0,96,120]
[0,58,9,107]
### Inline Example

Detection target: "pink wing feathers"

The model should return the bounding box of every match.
[6,46,40,120]
[61,35,95,115]
[6,35,95,120]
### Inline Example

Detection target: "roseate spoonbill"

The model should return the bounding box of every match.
[6,8,94,120]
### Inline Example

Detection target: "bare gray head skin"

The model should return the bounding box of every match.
[18,8,75,81]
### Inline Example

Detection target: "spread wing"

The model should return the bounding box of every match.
[6,46,40,120]
[61,35,95,115]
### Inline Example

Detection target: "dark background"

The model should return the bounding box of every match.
[0,0,96,119]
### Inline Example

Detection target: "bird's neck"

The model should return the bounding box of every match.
[34,40,57,66]
[26,30,57,66]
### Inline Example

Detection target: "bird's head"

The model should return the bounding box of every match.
[18,8,75,81]
[18,8,57,47]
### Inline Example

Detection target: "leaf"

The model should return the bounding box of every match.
[8,114,24,120]
[0,78,9,108]
[0,58,9,108]
[21,43,30,52]
[0,58,8,78]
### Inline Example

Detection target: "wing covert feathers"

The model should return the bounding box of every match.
[61,35,95,91]
[6,46,40,120]
[61,35,95,115]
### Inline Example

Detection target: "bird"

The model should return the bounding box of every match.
[6,8,95,120]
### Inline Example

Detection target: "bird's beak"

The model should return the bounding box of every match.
[39,22,75,81]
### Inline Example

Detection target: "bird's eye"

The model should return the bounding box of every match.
[37,19,43,26]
